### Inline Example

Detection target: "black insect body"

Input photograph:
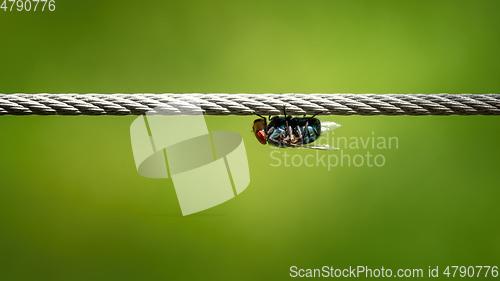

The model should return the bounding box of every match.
[252,112,339,150]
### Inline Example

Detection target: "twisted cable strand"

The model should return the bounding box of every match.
[0,93,499,116]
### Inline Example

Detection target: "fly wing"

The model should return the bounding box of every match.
[321,121,341,133]
[289,143,339,151]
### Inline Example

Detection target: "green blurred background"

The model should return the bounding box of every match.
[0,0,499,280]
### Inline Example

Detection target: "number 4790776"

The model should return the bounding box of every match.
[1,0,55,11]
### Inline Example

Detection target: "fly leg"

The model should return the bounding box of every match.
[267,126,275,135]
[301,120,309,144]
[282,106,295,142]
[278,130,287,147]
[287,121,293,140]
